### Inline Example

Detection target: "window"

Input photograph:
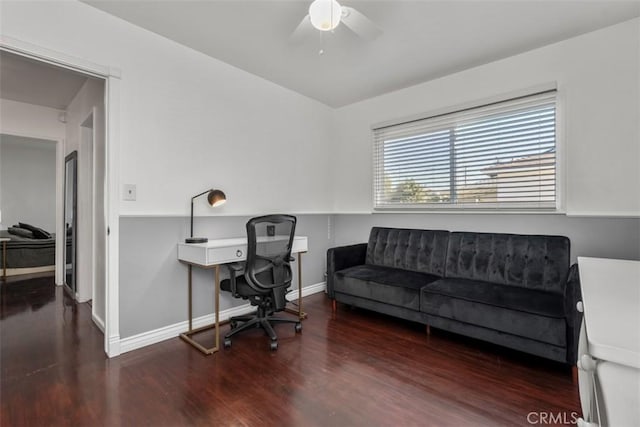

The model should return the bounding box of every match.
[373,91,557,211]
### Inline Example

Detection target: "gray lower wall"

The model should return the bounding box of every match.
[119,212,639,339]
[331,213,640,263]
[119,214,333,339]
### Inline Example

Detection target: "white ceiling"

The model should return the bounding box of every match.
[86,0,640,107]
[0,51,89,110]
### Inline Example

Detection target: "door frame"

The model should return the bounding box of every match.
[79,110,94,305]
[0,35,123,357]
[83,110,97,311]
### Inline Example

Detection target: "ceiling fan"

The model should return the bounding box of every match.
[291,0,383,46]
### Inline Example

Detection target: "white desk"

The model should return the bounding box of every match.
[577,256,640,427]
[177,235,308,354]
[578,257,640,368]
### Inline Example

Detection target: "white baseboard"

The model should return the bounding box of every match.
[119,281,326,355]
[287,281,326,300]
[107,334,121,358]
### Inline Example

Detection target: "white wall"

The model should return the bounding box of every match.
[65,78,106,324]
[0,134,57,231]
[0,1,335,218]
[331,18,640,217]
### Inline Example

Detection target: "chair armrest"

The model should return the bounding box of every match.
[326,243,367,298]
[564,263,583,364]
[226,262,244,296]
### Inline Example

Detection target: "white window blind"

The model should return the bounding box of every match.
[373,91,557,210]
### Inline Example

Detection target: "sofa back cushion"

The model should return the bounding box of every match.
[366,227,449,276]
[445,232,570,293]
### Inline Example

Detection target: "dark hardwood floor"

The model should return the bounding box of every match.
[1,275,580,426]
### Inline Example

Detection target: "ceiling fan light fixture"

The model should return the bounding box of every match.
[309,0,342,31]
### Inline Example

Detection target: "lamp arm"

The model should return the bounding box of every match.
[191,189,212,201]
[190,189,213,238]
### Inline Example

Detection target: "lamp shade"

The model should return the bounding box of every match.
[207,189,226,207]
[309,0,342,31]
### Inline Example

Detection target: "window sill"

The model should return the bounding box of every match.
[372,208,565,215]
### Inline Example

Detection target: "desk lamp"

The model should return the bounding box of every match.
[186,189,226,243]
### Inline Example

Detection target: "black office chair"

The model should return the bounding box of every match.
[221,214,301,351]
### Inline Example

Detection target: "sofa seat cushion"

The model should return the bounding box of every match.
[424,278,565,318]
[420,279,566,346]
[334,265,441,310]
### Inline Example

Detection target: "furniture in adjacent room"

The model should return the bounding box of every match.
[327,227,582,366]
[221,214,302,351]
[576,257,640,427]
[177,227,308,354]
[0,229,63,277]
[1,237,8,280]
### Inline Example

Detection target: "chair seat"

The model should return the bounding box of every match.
[221,275,269,297]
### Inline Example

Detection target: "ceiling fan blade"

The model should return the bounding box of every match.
[290,14,315,44]
[340,6,383,41]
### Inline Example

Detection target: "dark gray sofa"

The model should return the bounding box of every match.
[327,227,581,365]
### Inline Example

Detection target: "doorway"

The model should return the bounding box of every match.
[0,47,114,354]
[0,134,59,277]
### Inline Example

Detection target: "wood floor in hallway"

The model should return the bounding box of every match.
[1,275,580,426]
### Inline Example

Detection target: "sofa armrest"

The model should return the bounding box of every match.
[564,263,583,365]
[326,243,367,298]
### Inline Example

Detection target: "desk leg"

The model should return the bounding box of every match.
[214,264,220,351]
[188,264,193,331]
[285,252,307,320]
[179,263,220,355]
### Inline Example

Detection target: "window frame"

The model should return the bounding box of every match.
[371,85,564,213]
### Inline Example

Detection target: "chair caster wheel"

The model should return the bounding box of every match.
[295,322,302,333]
[224,338,232,348]
[270,341,278,351]
[229,320,238,330]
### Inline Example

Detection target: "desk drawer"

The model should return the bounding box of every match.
[207,244,247,264]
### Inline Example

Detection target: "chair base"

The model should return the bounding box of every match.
[224,306,301,350]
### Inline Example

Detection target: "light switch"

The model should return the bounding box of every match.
[123,184,136,201]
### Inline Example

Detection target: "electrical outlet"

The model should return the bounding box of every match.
[123,184,136,201]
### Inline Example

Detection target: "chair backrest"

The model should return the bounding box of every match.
[245,215,297,310]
